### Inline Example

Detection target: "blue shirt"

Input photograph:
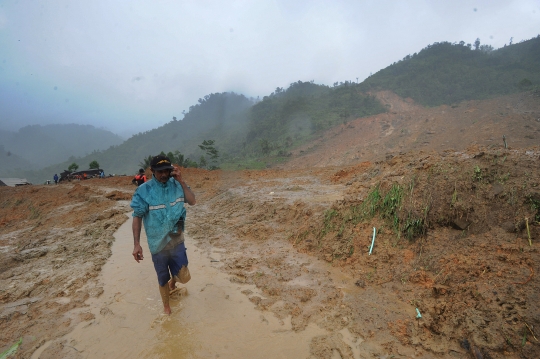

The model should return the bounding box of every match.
[130,176,186,254]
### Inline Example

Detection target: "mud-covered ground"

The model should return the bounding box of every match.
[1,91,539,359]
[188,145,540,359]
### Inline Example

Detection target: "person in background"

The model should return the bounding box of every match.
[100,170,105,179]
[130,154,196,315]
[53,174,58,184]
[132,168,147,186]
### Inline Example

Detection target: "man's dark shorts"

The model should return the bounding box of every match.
[151,240,188,287]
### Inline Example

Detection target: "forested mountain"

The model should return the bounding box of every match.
[8,36,540,184]
[360,36,540,106]
[0,124,124,170]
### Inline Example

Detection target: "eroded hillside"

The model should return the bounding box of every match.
[284,90,540,168]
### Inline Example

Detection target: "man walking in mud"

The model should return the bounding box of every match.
[130,154,196,315]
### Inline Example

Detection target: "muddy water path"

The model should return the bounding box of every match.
[34,215,331,358]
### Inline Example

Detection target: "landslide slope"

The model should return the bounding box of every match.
[283,90,540,169]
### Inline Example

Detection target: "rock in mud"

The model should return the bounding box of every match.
[500,221,516,233]
[432,284,450,296]
[249,296,262,305]
[451,218,470,230]
[355,279,366,288]
[470,344,484,359]
[100,307,113,316]
[473,151,485,158]
[15,247,49,261]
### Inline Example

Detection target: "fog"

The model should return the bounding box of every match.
[0,0,538,138]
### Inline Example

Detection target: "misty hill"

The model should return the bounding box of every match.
[0,145,34,175]
[24,85,386,183]
[244,81,386,154]
[12,36,540,184]
[0,124,124,171]
[360,36,540,106]
[23,93,254,183]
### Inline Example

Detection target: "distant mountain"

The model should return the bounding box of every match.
[22,92,255,183]
[0,145,34,179]
[0,124,124,170]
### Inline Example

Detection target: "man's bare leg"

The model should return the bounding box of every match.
[158,284,172,315]
[169,276,176,291]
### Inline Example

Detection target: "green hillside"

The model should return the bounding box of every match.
[360,36,540,106]
[243,81,386,156]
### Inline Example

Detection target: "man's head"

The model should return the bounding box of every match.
[139,168,145,174]
[150,155,174,183]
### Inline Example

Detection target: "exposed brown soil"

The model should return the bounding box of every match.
[1,91,540,358]
[286,90,540,168]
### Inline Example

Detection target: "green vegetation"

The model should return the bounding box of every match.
[320,209,339,239]
[321,181,428,243]
[0,337,22,359]
[68,163,79,172]
[139,155,152,169]
[89,160,100,169]
[165,151,187,167]
[360,36,540,106]
[198,140,219,169]
[244,80,386,156]
[529,196,540,222]
[139,150,198,170]
[473,165,483,181]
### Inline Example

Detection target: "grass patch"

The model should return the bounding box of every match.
[320,181,429,243]
[473,165,483,181]
[292,230,310,244]
[29,205,40,220]
[321,209,339,239]
[529,196,540,222]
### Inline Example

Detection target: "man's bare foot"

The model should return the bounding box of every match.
[163,305,171,315]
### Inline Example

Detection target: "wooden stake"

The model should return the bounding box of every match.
[525,217,532,246]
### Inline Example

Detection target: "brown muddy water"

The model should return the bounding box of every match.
[31,215,332,358]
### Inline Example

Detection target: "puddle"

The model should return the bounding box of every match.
[37,215,327,358]
[30,340,52,359]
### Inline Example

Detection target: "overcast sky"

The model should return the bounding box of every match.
[1,0,538,138]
